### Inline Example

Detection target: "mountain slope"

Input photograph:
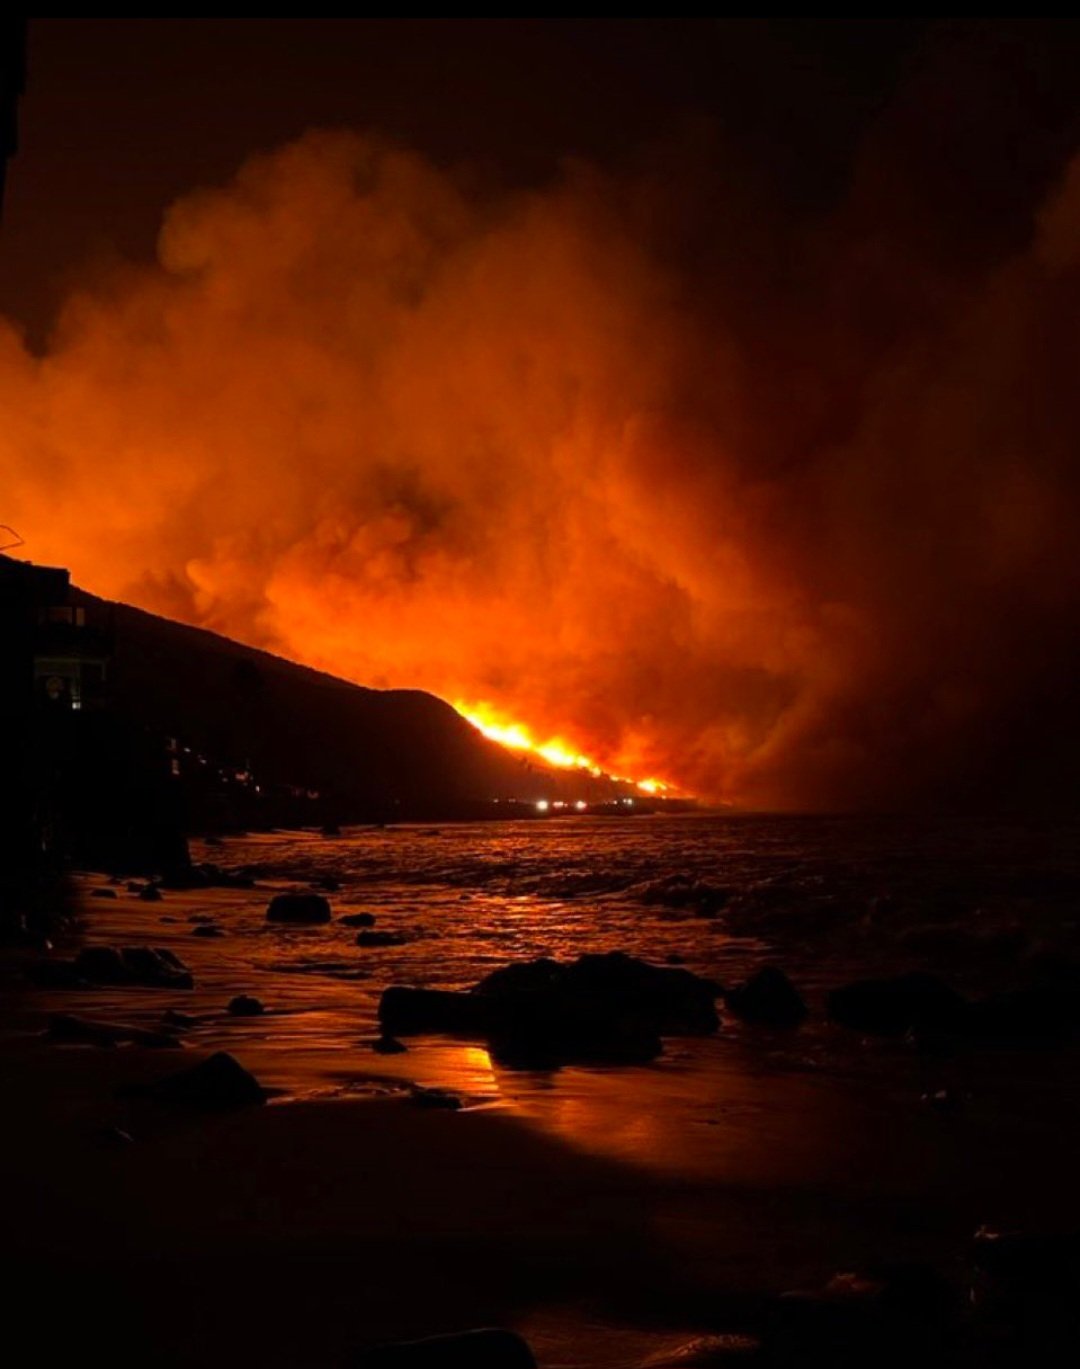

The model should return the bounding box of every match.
[75,589,545,819]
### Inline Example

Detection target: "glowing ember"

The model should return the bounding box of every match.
[456,700,671,795]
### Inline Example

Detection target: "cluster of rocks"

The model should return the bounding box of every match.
[29,945,194,990]
[379,951,724,1068]
[266,891,407,947]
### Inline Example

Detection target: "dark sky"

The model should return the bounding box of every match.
[0,18,934,340]
[6,19,1080,345]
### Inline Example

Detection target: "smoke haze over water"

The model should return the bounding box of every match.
[4,40,1080,808]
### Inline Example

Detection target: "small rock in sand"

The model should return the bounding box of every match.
[192,924,223,938]
[228,994,265,1017]
[725,966,808,1028]
[90,888,118,900]
[340,912,376,928]
[162,1009,197,1029]
[137,885,163,903]
[266,891,332,924]
[128,1051,266,1109]
[357,929,406,947]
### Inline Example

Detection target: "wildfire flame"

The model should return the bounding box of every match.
[456,700,671,795]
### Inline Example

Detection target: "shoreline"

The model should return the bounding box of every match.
[6,836,1080,1365]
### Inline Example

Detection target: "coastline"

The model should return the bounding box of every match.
[6,839,1080,1366]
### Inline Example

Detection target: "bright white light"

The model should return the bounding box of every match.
[575,800,587,811]
[536,800,550,812]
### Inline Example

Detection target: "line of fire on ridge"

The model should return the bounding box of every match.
[454,701,672,797]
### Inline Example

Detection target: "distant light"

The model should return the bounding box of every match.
[575,800,587,811]
[624,797,634,806]
[536,799,550,812]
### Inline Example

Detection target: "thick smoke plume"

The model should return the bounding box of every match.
[3,118,1080,808]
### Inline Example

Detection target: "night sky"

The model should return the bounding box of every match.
[4,18,1047,340]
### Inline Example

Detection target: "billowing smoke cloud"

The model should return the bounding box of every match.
[3,119,1080,809]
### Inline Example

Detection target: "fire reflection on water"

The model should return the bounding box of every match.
[31,813,1080,1191]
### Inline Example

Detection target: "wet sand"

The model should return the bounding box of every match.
[5,861,1080,1366]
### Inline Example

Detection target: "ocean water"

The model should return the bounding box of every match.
[44,812,1080,1175]
[15,811,1080,1363]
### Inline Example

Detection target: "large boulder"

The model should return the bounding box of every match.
[827,973,965,1036]
[380,952,720,1068]
[357,1329,535,1368]
[266,892,332,924]
[486,999,663,1069]
[129,1051,266,1109]
[475,951,721,1034]
[725,966,808,1027]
